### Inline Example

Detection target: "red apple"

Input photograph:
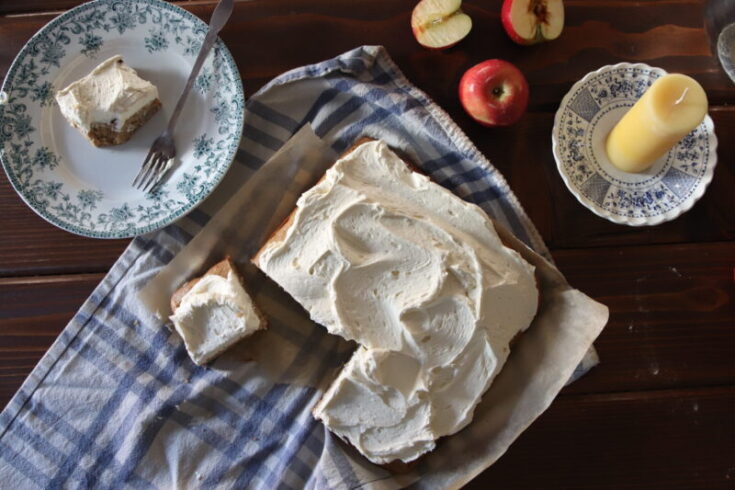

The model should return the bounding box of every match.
[501,0,564,45]
[411,0,472,49]
[458,59,529,127]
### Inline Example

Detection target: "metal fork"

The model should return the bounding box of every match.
[133,0,235,193]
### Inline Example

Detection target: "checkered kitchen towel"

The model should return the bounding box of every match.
[0,45,598,489]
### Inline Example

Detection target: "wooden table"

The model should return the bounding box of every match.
[1,0,733,488]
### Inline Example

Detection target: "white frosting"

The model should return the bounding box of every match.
[55,55,158,131]
[256,140,539,464]
[170,270,263,366]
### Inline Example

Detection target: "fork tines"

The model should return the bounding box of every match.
[133,149,170,193]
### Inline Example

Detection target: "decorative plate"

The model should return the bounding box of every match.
[0,0,244,238]
[551,63,717,226]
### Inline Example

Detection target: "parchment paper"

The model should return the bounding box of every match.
[139,125,338,319]
[138,124,609,488]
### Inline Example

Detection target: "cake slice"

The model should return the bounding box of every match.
[170,258,266,366]
[252,139,539,465]
[55,55,161,147]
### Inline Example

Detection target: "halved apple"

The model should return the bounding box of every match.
[501,0,564,45]
[411,0,472,49]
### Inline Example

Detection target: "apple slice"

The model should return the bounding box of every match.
[411,0,472,49]
[459,59,529,127]
[501,0,564,45]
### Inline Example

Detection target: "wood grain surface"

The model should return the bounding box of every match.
[0,0,214,15]
[465,386,735,489]
[1,0,733,276]
[1,0,734,488]
[0,274,101,403]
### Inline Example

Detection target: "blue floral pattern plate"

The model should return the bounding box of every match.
[0,0,244,238]
[552,63,717,226]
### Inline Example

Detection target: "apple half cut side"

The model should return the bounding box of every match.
[502,0,564,45]
[412,0,472,49]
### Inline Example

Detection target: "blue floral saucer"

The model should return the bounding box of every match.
[552,63,717,226]
[0,0,244,238]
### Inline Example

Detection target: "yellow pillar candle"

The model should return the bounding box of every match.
[605,73,708,173]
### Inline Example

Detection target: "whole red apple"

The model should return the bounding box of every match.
[459,59,529,127]
[501,0,564,45]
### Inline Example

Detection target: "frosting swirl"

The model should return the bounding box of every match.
[257,140,538,463]
[56,55,158,131]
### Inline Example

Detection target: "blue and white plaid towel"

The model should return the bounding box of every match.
[0,46,599,489]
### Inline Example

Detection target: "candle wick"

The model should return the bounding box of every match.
[674,87,689,106]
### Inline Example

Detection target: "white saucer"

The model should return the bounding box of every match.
[551,63,717,227]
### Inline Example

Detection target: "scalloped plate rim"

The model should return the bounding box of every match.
[551,62,718,227]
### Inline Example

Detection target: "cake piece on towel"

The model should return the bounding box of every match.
[170,258,266,366]
[253,139,539,464]
[55,55,161,147]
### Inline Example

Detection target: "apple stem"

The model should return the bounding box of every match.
[492,86,504,97]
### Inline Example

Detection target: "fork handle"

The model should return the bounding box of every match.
[166,0,235,134]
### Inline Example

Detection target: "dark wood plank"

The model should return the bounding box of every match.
[0,4,221,81]
[3,104,732,275]
[491,107,735,250]
[1,1,732,275]
[468,386,735,489]
[2,266,733,488]
[1,0,690,16]
[0,273,101,408]
[0,172,128,276]
[2,0,733,102]
[555,241,735,395]
[209,0,734,109]
[0,0,735,275]
[0,241,732,410]
[465,0,732,110]
[0,1,86,15]
[4,284,733,490]
[0,1,732,488]
[0,0,217,16]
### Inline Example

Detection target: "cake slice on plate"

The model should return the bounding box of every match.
[55,55,161,147]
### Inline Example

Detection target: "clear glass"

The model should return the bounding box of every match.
[705,0,735,83]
